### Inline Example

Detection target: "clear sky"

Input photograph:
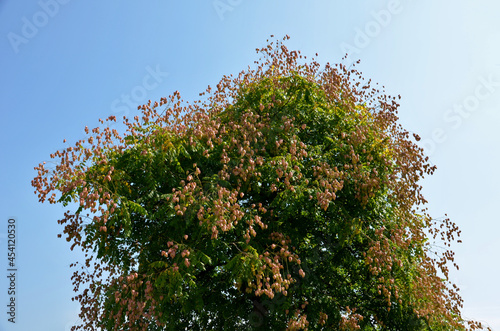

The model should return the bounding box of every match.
[1,0,499,330]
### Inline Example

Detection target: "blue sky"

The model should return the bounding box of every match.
[1,0,499,329]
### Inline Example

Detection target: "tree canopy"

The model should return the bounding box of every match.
[32,35,490,330]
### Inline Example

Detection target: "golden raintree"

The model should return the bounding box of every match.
[32,36,490,330]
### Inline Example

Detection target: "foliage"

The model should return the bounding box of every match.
[32,36,490,330]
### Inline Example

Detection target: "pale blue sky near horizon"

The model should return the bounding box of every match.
[1,1,500,330]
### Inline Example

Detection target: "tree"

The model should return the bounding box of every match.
[32,35,490,330]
